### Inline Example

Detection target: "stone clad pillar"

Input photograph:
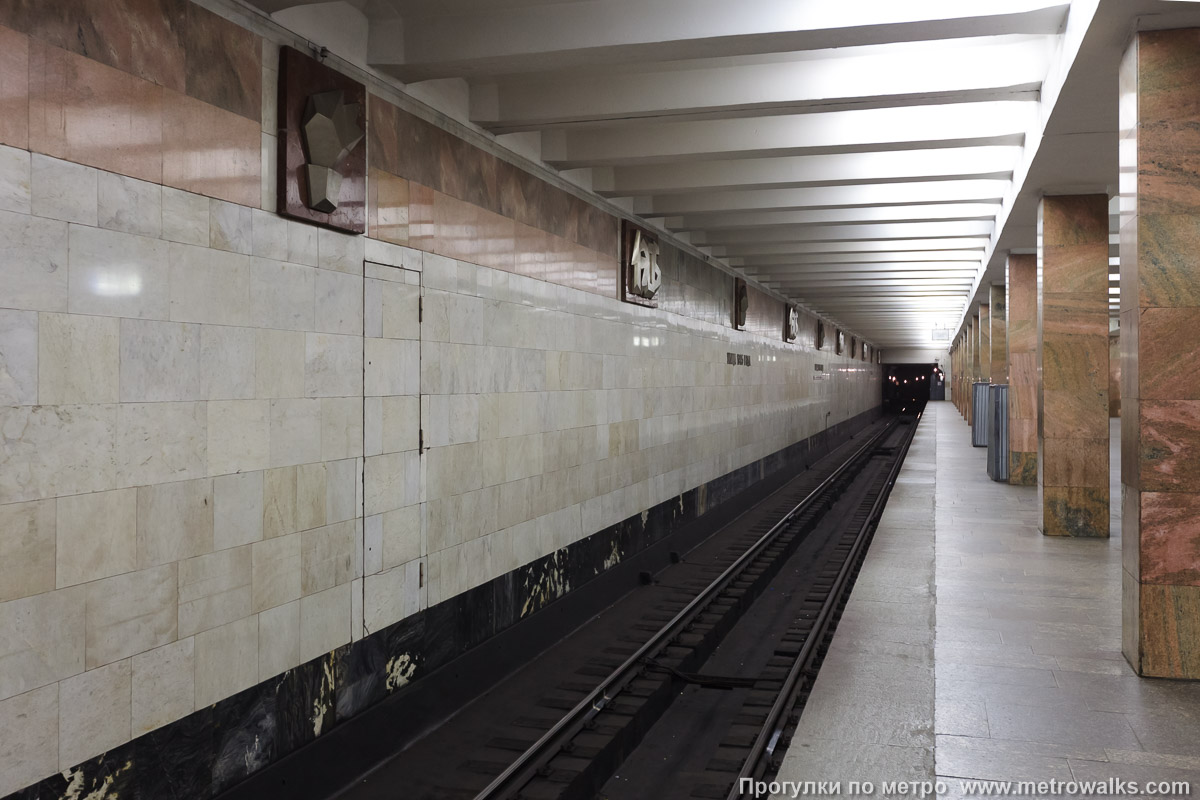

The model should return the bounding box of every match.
[979,303,992,384]
[990,284,1007,383]
[1037,195,1110,537]
[1007,255,1038,485]
[1121,29,1200,677]
[967,317,977,425]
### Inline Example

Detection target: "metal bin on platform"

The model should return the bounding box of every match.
[971,381,990,447]
[987,384,1009,481]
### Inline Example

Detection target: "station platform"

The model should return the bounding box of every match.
[772,402,1200,799]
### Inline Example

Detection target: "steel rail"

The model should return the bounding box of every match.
[472,418,900,800]
[727,411,922,799]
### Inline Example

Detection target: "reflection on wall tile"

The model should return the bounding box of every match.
[68,224,170,320]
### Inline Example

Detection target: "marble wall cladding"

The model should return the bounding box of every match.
[0,147,366,797]
[989,283,1007,383]
[0,20,260,209]
[1121,29,1200,678]
[1037,195,1110,537]
[978,303,991,383]
[1007,254,1038,485]
[1110,331,1121,417]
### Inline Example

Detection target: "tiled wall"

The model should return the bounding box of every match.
[0,2,880,796]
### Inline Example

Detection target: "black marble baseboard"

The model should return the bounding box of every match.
[5,406,881,800]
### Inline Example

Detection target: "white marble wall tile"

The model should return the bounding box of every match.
[251,209,288,261]
[38,312,119,405]
[58,658,131,770]
[315,269,363,335]
[320,396,363,462]
[251,532,301,612]
[0,585,85,701]
[381,505,421,570]
[317,227,364,275]
[56,488,136,588]
[363,514,382,576]
[364,280,382,340]
[287,220,318,267]
[364,450,420,516]
[0,211,66,312]
[364,338,418,397]
[84,563,177,669]
[362,560,420,633]
[97,173,161,238]
[300,520,356,596]
[268,398,322,467]
[116,402,207,487]
[131,637,194,737]
[0,404,117,504]
[0,309,37,405]
[295,462,327,533]
[201,325,256,400]
[209,199,253,255]
[250,257,315,331]
[214,471,263,550]
[299,583,350,663]
[305,333,362,398]
[325,458,357,525]
[383,395,420,453]
[207,399,269,476]
[262,466,297,540]
[381,281,420,341]
[168,243,251,327]
[120,319,201,402]
[0,684,58,796]
[161,186,209,247]
[0,499,54,602]
[195,615,258,708]
[258,598,299,679]
[0,145,31,215]
[178,545,252,638]
[67,225,170,320]
[254,328,305,399]
[31,155,97,225]
[136,478,214,569]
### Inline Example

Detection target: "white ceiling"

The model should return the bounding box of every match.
[252,0,1200,350]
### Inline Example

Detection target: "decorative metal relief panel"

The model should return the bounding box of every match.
[850,336,858,359]
[784,304,799,342]
[621,221,662,307]
[278,46,367,234]
[816,320,826,350]
[733,278,748,330]
[835,329,845,355]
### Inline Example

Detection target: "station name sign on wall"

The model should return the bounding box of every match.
[278,46,367,234]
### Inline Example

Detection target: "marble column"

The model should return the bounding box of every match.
[1121,29,1200,677]
[1038,194,1110,537]
[1007,254,1038,485]
[966,318,977,425]
[990,284,1008,383]
[979,303,992,384]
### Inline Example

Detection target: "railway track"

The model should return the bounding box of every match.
[329,413,920,800]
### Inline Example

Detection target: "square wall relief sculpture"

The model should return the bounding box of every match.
[621,220,662,307]
[785,304,799,342]
[278,46,367,234]
[733,278,748,330]
[816,320,826,350]
[835,329,845,355]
